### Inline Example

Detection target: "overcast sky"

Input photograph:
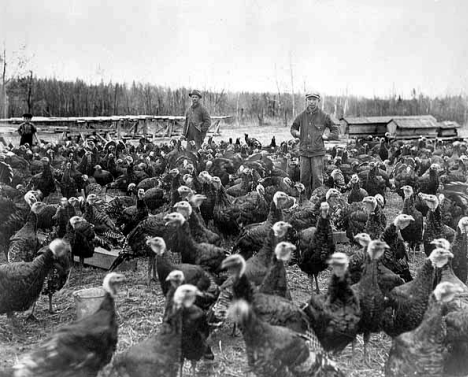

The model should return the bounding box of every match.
[2,0,467,97]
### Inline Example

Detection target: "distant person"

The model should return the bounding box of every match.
[183,90,211,149]
[290,92,340,197]
[17,113,38,147]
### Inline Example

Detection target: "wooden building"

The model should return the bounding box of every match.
[341,115,441,140]
[438,120,461,139]
[386,115,439,139]
[340,116,392,137]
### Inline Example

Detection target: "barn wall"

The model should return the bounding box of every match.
[395,128,438,138]
[348,123,387,136]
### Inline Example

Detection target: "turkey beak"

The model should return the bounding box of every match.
[163,215,172,226]
[445,250,454,259]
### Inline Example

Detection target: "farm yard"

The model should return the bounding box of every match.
[1,114,468,377]
[0,184,417,377]
[1,1,468,376]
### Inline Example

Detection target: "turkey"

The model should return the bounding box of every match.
[258,240,295,300]
[380,214,414,282]
[53,197,77,238]
[41,239,73,314]
[58,162,79,199]
[7,201,46,263]
[451,216,468,283]
[232,191,293,259]
[298,201,335,293]
[228,299,344,377]
[108,284,199,377]
[351,240,388,363]
[346,174,368,204]
[145,236,217,301]
[303,252,361,354]
[220,253,310,334]
[363,196,385,240]
[164,271,214,373]
[381,247,453,337]
[28,157,56,200]
[175,198,221,246]
[417,163,440,195]
[120,188,149,236]
[385,282,463,377]
[63,216,96,269]
[0,239,71,324]
[12,273,126,377]
[399,185,424,257]
[84,193,124,249]
[212,221,293,323]
[164,212,227,273]
[420,193,456,257]
[93,164,114,186]
[348,233,371,284]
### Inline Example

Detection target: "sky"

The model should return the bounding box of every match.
[1,0,467,98]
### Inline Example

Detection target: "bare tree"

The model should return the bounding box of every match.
[1,46,7,118]
[236,92,240,126]
[0,42,34,118]
[289,52,295,118]
[274,64,287,126]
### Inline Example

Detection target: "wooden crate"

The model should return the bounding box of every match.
[73,247,120,270]
[333,231,349,244]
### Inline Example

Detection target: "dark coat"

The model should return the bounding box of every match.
[183,103,211,138]
[290,108,339,157]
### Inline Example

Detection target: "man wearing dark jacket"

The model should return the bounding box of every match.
[17,113,38,147]
[183,90,211,149]
[290,92,340,197]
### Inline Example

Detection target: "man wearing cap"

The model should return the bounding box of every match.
[183,90,211,149]
[17,113,38,147]
[290,92,340,197]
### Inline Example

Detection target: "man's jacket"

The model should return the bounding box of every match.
[290,108,339,157]
[183,103,211,137]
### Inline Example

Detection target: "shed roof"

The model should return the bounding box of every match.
[389,115,439,129]
[340,116,392,124]
[439,120,461,129]
[341,115,439,128]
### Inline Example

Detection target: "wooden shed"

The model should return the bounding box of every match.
[386,115,439,139]
[340,116,392,137]
[438,121,461,139]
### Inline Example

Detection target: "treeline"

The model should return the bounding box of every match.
[4,76,468,125]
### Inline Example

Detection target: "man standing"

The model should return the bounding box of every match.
[183,90,211,149]
[17,113,38,147]
[290,92,340,198]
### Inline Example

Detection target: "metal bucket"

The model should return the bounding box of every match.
[73,287,106,320]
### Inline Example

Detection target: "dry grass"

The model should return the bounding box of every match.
[0,190,431,377]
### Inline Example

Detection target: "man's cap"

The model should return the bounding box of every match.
[305,92,321,101]
[22,113,33,119]
[189,90,202,98]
